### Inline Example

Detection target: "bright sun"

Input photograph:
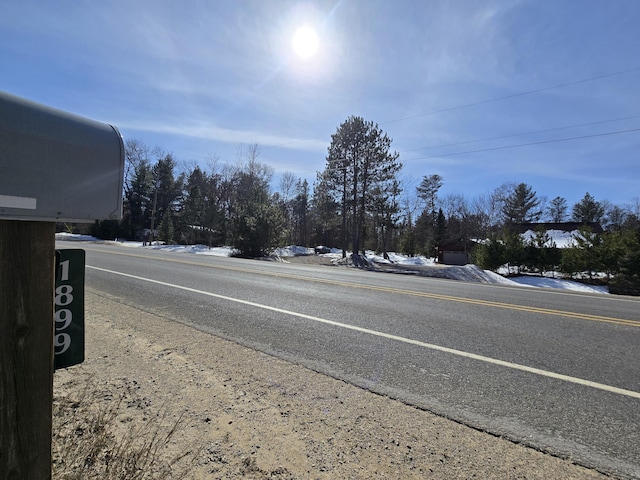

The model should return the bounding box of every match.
[292,26,319,59]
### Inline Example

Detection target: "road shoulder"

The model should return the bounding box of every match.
[53,288,609,479]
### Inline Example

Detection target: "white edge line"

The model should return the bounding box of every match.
[88,265,640,400]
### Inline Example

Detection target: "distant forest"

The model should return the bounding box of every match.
[79,117,640,295]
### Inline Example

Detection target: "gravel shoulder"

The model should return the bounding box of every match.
[53,287,611,479]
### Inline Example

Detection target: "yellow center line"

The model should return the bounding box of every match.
[86,247,640,328]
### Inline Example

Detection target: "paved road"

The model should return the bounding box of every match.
[62,241,640,479]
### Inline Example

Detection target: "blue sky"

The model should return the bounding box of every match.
[1,0,639,208]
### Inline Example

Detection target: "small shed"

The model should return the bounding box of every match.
[437,242,470,265]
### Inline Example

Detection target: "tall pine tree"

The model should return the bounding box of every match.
[572,192,604,224]
[320,116,402,259]
[501,183,542,224]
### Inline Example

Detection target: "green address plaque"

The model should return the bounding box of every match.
[54,249,85,370]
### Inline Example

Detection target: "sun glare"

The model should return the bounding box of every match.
[292,25,319,59]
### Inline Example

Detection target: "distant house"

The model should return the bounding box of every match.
[509,222,604,249]
[509,222,604,235]
[437,222,605,265]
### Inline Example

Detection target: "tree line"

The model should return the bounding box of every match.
[85,115,640,294]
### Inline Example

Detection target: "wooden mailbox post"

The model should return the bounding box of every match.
[0,91,124,478]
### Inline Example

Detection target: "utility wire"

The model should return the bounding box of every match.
[265,67,640,153]
[404,127,640,161]
[402,114,640,153]
[382,67,640,125]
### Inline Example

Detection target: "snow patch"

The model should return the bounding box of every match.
[272,246,313,257]
[55,232,100,242]
[509,275,608,294]
[141,244,238,257]
[522,229,577,248]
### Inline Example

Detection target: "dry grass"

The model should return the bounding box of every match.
[52,380,199,479]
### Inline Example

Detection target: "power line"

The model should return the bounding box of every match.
[382,67,640,125]
[404,127,640,161]
[266,67,640,154]
[402,114,640,153]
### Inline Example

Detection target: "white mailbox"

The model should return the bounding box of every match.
[0,91,124,223]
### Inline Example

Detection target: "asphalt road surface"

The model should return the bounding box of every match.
[61,241,640,479]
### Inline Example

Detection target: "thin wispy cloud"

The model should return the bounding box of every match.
[120,119,327,152]
[1,0,638,204]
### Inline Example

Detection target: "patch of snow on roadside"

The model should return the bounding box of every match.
[441,265,520,285]
[55,232,99,242]
[470,266,522,285]
[272,246,313,257]
[367,251,435,265]
[509,276,608,294]
[116,241,144,247]
[144,244,237,256]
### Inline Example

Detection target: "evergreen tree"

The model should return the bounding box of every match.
[399,224,417,257]
[559,247,582,279]
[604,204,628,231]
[124,159,154,240]
[121,139,153,240]
[598,230,628,278]
[609,228,640,295]
[414,174,443,256]
[183,167,206,223]
[310,175,341,249]
[572,192,604,224]
[291,179,310,246]
[434,208,448,247]
[416,174,443,217]
[181,166,209,244]
[149,153,182,241]
[474,236,506,272]
[278,171,298,244]
[229,147,285,257]
[90,219,121,240]
[370,179,401,256]
[158,209,175,244]
[570,226,604,279]
[501,183,542,224]
[503,229,526,275]
[524,228,561,275]
[546,196,568,222]
[321,115,402,258]
[414,209,433,256]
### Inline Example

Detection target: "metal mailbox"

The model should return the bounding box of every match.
[0,90,124,222]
